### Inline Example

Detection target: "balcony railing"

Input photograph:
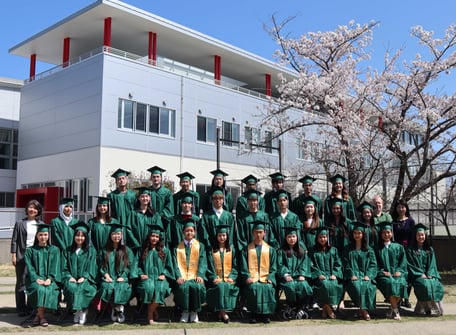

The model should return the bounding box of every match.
[26,46,270,100]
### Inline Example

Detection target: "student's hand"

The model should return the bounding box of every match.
[329,275,336,280]
[393,272,401,277]
[363,276,370,281]
[285,275,293,282]
[116,277,125,282]
[43,279,51,286]
[319,275,326,280]
[158,275,165,280]
[140,274,148,280]
[36,279,45,285]
[266,279,272,284]
[298,276,305,281]
[69,277,77,283]
[177,277,185,285]
[77,277,85,283]
[213,278,221,284]
[226,278,234,283]
[104,274,112,282]
[383,271,391,277]
[351,276,358,281]
[246,278,253,285]
[195,276,203,283]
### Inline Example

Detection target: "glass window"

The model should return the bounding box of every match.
[197,116,217,143]
[149,106,159,134]
[197,116,206,142]
[136,103,147,132]
[222,121,240,147]
[123,100,134,129]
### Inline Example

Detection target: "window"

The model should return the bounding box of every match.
[118,99,176,137]
[244,126,260,150]
[197,116,216,143]
[264,130,279,154]
[298,140,324,161]
[0,192,15,207]
[0,128,18,170]
[222,121,240,147]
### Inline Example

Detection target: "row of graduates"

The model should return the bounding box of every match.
[24,208,444,327]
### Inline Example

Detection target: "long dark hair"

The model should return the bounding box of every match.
[348,229,369,251]
[141,232,166,262]
[103,234,130,272]
[25,199,43,221]
[282,235,304,258]
[70,229,90,252]
[134,198,156,216]
[313,232,332,251]
[409,231,432,254]
[95,203,112,222]
[211,232,231,253]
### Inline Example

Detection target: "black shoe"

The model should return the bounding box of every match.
[250,316,257,324]
[262,316,271,324]
[18,311,28,317]
[401,299,411,308]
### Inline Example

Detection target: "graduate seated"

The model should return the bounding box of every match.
[206,224,240,323]
[406,223,444,316]
[24,223,61,327]
[172,218,207,323]
[240,221,277,324]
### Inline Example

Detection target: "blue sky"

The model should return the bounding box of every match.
[2,0,456,91]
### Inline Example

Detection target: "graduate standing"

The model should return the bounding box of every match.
[342,222,377,321]
[50,198,79,251]
[108,168,137,226]
[309,226,344,319]
[206,225,240,323]
[263,172,292,216]
[236,174,265,217]
[300,196,322,250]
[98,223,137,323]
[375,222,408,320]
[356,201,380,250]
[148,166,174,229]
[61,222,98,325]
[406,223,444,316]
[173,172,200,216]
[137,224,174,324]
[323,174,356,222]
[172,218,207,323]
[24,223,61,327]
[202,169,234,213]
[88,196,119,254]
[292,175,323,221]
[240,221,277,324]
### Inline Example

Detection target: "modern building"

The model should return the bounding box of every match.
[8,0,328,220]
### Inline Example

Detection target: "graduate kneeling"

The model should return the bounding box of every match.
[240,221,277,324]
[172,218,207,323]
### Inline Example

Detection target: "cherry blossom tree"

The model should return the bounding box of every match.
[263,17,456,212]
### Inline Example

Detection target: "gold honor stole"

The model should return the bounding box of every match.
[213,250,233,281]
[248,241,270,283]
[177,240,200,280]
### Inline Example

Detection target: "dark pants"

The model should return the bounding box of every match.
[15,259,30,314]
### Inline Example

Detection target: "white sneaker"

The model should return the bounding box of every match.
[117,305,125,323]
[79,309,87,325]
[393,308,401,320]
[180,311,189,323]
[189,312,199,323]
[111,309,117,322]
[73,310,80,324]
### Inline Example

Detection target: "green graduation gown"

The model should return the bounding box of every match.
[277,244,313,305]
[61,246,98,310]
[342,246,378,311]
[127,209,163,252]
[291,193,323,221]
[405,246,444,302]
[309,246,344,305]
[166,214,201,250]
[88,217,119,253]
[24,244,61,310]
[206,247,240,312]
[324,218,353,254]
[137,246,174,305]
[108,189,137,226]
[173,190,201,216]
[236,210,275,252]
[235,193,265,217]
[375,242,408,299]
[50,217,79,251]
[270,210,303,250]
[324,195,356,222]
[200,209,236,250]
[202,189,234,213]
[150,186,174,227]
[264,190,292,216]
[240,241,277,315]
[172,239,207,312]
[98,246,137,305]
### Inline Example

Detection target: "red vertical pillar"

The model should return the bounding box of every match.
[63,37,70,68]
[104,17,112,49]
[265,73,272,97]
[148,32,157,65]
[214,55,221,84]
[29,54,36,81]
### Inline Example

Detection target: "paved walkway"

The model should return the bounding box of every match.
[1,276,455,334]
